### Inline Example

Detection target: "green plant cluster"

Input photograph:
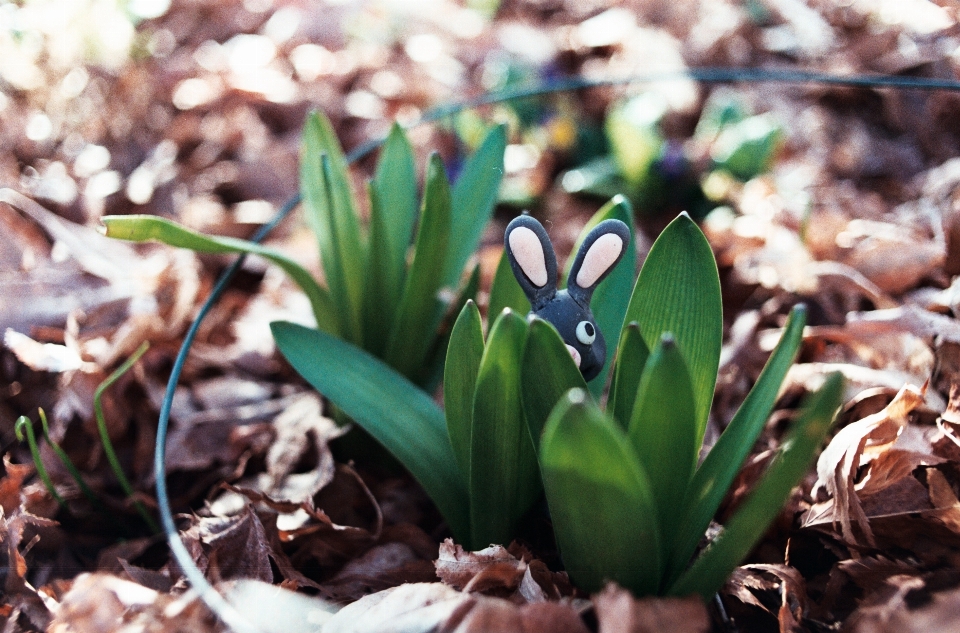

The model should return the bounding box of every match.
[16,342,159,533]
[102,111,507,389]
[272,199,842,600]
[562,90,784,219]
[102,109,838,600]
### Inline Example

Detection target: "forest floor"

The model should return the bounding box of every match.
[2,0,960,631]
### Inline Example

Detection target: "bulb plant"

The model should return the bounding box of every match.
[273,197,637,549]
[562,90,783,220]
[520,212,842,600]
[272,190,842,601]
[102,111,507,389]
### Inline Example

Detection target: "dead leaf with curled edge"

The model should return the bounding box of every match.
[434,540,574,603]
[803,383,926,546]
[725,564,807,632]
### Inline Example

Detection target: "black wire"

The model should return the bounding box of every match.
[153,67,960,630]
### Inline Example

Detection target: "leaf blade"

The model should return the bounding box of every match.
[444,300,485,479]
[521,317,587,448]
[627,334,698,567]
[668,305,808,582]
[540,389,661,595]
[469,310,539,548]
[624,212,722,448]
[608,322,650,428]
[383,153,452,380]
[101,215,339,335]
[270,321,470,542]
[668,372,843,600]
[301,111,366,342]
[444,124,507,290]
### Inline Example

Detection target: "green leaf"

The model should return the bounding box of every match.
[540,389,661,595]
[270,321,469,542]
[628,334,698,563]
[363,125,418,356]
[488,248,530,322]
[563,195,636,397]
[668,304,807,583]
[361,184,392,357]
[383,153,452,380]
[416,263,481,391]
[521,317,587,448]
[609,323,650,428]
[624,212,722,448]
[101,215,339,335]
[606,93,666,186]
[469,310,539,548]
[373,123,418,291]
[668,372,843,600]
[710,114,783,181]
[301,111,366,342]
[444,300,484,478]
[443,124,507,290]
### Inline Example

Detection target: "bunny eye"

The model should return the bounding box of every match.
[576,321,596,345]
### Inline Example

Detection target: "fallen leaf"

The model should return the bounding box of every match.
[804,384,925,545]
[593,584,709,633]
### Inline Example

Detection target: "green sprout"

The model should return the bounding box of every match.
[102,111,506,390]
[94,341,159,533]
[16,343,159,533]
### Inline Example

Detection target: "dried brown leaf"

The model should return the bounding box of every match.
[726,564,807,632]
[48,573,219,633]
[804,384,925,545]
[593,584,709,633]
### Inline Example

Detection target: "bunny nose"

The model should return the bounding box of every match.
[565,345,581,368]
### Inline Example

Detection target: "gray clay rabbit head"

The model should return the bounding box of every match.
[504,214,630,381]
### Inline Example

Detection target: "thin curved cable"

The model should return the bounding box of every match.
[154,67,960,630]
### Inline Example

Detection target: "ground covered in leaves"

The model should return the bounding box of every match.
[3,0,960,631]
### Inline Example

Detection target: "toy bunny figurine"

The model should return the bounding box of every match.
[504,213,631,381]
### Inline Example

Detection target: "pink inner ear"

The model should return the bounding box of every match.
[509,227,548,287]
[576,234,623,288]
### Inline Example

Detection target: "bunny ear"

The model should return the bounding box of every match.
[504,214,558,309]
[567,219,631,307]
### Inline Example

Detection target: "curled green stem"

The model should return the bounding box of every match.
[36,408,101,508]
[94,342,160,533]
[15,414,67,508]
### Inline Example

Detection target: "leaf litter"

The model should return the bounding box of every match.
[3,0,960,630]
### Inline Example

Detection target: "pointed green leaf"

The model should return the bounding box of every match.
[362,126,418,356]
[361,183,392,357]
[470,309,539,548]
[488,248,530,322]
[373,123,418,292]
[606,93,666,186]
[668,304,808,582]
[628,334,698,560]
[416,263,481,391]
[270,321,469,542]
[624,212,722,448]
[521,318,587,448]
[301,111,366,342]
[101,215,338,335]
[384,153,451,380]
[609,322,650,428]
[563,195,637,396]
[444,300,484,478]
[669,372,843,600]
[443,124,507,289]
[541,389,661,595]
